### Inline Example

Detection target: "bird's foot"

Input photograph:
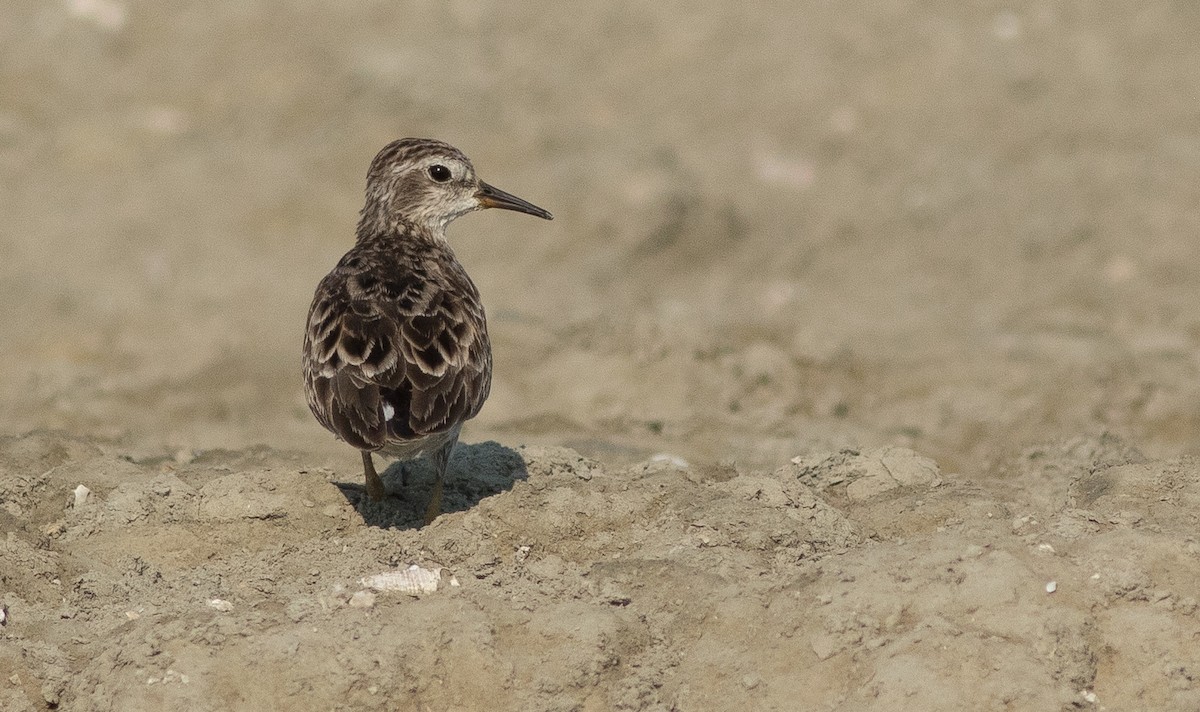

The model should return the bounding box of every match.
[333,481,379,500]
[333,478,397,503]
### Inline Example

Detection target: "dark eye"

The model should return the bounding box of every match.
[428,164,452,182]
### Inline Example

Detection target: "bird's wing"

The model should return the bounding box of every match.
[303,268,491,451]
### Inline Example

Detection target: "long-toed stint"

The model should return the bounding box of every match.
[303,138,552,524]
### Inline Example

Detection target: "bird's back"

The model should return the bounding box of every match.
[303,234,492,454]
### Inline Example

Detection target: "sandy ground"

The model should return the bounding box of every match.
[4,1,1200,710]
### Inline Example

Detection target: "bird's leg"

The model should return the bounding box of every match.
[362,451,386,502]
[422,439,456,525]
[423,470,444,525]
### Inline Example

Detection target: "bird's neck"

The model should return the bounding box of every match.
[355,211,447,246]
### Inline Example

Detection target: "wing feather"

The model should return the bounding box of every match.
[303,246,491,452]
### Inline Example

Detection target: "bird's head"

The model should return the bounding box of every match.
[360,138,552,237]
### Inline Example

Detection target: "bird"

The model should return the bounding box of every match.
[303,138,552,524]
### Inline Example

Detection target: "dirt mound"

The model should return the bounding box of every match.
[4,432,1199,710]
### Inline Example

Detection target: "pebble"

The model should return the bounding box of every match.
[1045,581,1057,594]
[207,598,233,612]
[73,484,91,509]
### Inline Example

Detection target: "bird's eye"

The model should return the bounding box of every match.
[428,164,452,182]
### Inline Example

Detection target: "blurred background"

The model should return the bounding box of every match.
[2,0,1199,474]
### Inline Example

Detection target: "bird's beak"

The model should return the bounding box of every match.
[476,181,553,220]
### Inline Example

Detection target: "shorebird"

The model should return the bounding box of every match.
[303,138,552,523]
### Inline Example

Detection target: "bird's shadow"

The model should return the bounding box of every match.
[333,440,528,530]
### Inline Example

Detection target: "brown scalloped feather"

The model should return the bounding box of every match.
[303,237,492,453]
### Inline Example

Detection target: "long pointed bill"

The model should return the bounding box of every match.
[476,181,554,220]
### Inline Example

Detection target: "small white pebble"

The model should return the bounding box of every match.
[1091,573,1101,580]
[73,484,91,509]
[125,611,140,621]
[1080,689,1097,703]
[207,598,233,612]
[0,606,7,626]
[1045,581,1057,594]
[1037,543,1055,553]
